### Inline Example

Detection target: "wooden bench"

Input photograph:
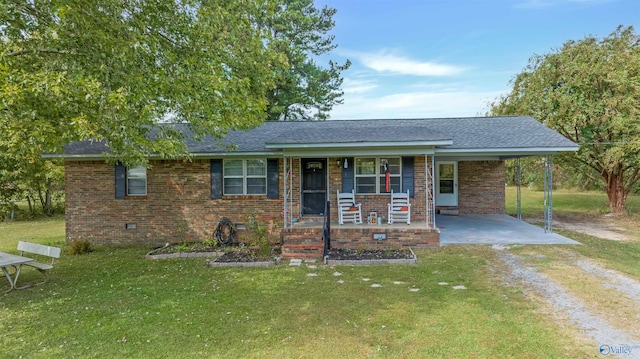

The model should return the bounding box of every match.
[16,241,61,287]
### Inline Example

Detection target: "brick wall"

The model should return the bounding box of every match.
[457,160,505,214]
[65,157,503,247]
[65,160,284,246]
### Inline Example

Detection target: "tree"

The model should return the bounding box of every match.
[491,26,640,215]
[1,0,282,166]
[260,0,350,121]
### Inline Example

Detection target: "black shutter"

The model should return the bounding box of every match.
[115,164,126,199]
[402,156,415,198]
[210,159,222,199]
[267,159,279,199]
[341,157,354,193]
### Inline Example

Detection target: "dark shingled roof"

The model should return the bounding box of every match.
[61,116,577,156]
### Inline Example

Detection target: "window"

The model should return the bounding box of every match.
[127,166,147,196]
[223,159,267,195]
[355,157,401,194]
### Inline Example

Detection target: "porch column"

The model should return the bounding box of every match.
[543,155,553,233]
[282,156,293,229]
[425,155,435,229]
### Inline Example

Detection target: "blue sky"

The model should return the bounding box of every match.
[315,0,639,120]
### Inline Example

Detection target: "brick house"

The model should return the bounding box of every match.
[55,116,577,257]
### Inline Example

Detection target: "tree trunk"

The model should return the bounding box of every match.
[37,187,53,216]
[26,194,34,217]
[605,171,627,215]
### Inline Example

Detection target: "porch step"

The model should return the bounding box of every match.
[438,208,459,216]
[281,244,324,259]
[282,227,324,259]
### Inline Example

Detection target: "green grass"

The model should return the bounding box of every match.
[556,230,640,279]
[505,187,640,217]
[4,189,640,358]
[1,218,588,358]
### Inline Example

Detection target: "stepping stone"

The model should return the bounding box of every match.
[289,259,302,266]
[452,285,466,290]
[307,273,318,277]
[371,284,382,288]
[393,281,404,285]
[337,280,345,284]
[409,288,420,292]
[333,272,342,276]
[362,278,371,281]
[307,265,317,269]
[438,282,448,286]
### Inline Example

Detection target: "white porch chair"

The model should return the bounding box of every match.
[388,190,411,224]
[337,190,363,224]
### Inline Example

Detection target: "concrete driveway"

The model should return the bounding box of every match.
[437,214,580,245]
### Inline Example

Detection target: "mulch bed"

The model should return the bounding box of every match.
[326,248,414,260]
[215,248,278,263]
[148,243,223,255]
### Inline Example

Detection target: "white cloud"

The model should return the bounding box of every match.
[351,50,467,77]
[341,78,378,95]
[328,89,505,120]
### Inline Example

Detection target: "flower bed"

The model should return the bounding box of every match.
[324,248,417,265]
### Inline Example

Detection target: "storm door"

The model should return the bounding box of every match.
[302,158,327,215]
[435,161,458,207]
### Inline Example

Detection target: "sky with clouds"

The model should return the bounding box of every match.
[315,0,639,120]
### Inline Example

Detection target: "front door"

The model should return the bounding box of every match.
[302,158,327,215]
[436,161,458,207]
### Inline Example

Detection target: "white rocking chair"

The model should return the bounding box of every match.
[388,190,411,224]
[337,190,363,224]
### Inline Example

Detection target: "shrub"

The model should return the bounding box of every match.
[67,238,94,255]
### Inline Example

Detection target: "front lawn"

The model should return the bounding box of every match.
[0,217,588,358]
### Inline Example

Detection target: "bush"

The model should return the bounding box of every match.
[67,239,94,255]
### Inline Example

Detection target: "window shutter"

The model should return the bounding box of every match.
[267,159,279,199]
[115,164,126,199]
[210,159,222,199]
[341,157,354,193]
[402,156,414,198]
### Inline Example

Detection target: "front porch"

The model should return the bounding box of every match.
[281,218,439,259]
[281,214,579,259]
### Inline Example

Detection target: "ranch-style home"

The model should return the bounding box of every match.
[55,116,578,258]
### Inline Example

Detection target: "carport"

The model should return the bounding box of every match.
[437,214,580,245]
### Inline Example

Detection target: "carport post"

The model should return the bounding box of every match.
[516,158,522,221]
[543,155,553,233]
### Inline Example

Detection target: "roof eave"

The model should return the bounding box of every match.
[436,146,579,157]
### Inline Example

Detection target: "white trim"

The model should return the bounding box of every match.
[48,147,577,160]
[435,161,458,207]
[223,159,267,195]
[354,157,402,194]
[436,146,578,156]
[281,148,436,157]
[126,166,147,196]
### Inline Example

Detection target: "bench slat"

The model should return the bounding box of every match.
[25,262,54,271]
[17,241,61,258]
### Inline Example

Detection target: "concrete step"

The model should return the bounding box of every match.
[439,208,459,215]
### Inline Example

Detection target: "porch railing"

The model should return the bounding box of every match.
[322,200,331,257]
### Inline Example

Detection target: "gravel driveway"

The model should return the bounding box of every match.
[493,245,640,358]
